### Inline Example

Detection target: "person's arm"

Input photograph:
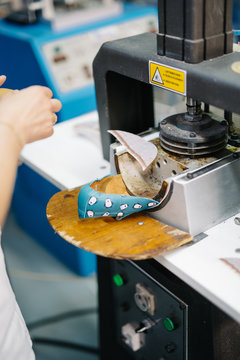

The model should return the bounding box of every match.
[0,77,62,227]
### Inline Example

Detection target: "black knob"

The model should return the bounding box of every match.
[165,342,177,353]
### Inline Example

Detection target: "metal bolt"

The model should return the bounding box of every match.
[161,120,167,125]
[179,303,186,310]
[165,343,177,353]
[138,222,144,226]
[190,132,196,138]
[234,217,240,225]
[187,173,193,179]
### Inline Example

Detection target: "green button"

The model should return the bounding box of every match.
[113,274,124,287]
[163,317,175,331]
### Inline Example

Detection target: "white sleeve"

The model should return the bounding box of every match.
[0,237,35,360]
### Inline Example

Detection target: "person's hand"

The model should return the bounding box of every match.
[0,75,6,87]
[0,84,62,149]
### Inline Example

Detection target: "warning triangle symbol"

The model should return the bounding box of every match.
[152,68,164,84]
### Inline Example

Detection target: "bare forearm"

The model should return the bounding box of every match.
[0,84,62,227]
[0,126,21,227]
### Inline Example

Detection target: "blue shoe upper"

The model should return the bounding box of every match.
[78,175,160,220]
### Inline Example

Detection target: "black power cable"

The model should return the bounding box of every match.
[28,308,99,355]
[27,307,97,330]
[32,337,99,355]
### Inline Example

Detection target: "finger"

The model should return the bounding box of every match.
[34,124,54,142]
[43,112,56,126]
[30,85,53,99]
[51,113,58,125]
[41,86,53,98]
[50,98,62,112]
[28,114,54,143]
[0,75,6,87]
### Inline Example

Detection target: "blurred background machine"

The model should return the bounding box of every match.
[0,0,158,121]
[93,0,240,359]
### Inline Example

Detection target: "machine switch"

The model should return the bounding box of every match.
[121,322,145,352]
[163,317,175,331]
[136,318,161,333]
[113,273,124,287]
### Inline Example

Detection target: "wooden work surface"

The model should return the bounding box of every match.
[47,187,192,260]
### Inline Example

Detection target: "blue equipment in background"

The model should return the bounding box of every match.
[0,3,157,122]
[1,3,157,276]
[233,0,240,29]
[233,0,240,42]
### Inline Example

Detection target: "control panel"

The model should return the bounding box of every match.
[111,260,188,360]
[99,259,239,360]
[42,15,157,93]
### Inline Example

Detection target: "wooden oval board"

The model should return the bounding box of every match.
[46,187,192,260]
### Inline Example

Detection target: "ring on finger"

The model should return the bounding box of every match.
[52,113,58,125]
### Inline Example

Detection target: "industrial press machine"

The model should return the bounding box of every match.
[93,0,240,359]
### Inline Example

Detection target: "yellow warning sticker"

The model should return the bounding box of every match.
[149,61,186,95]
